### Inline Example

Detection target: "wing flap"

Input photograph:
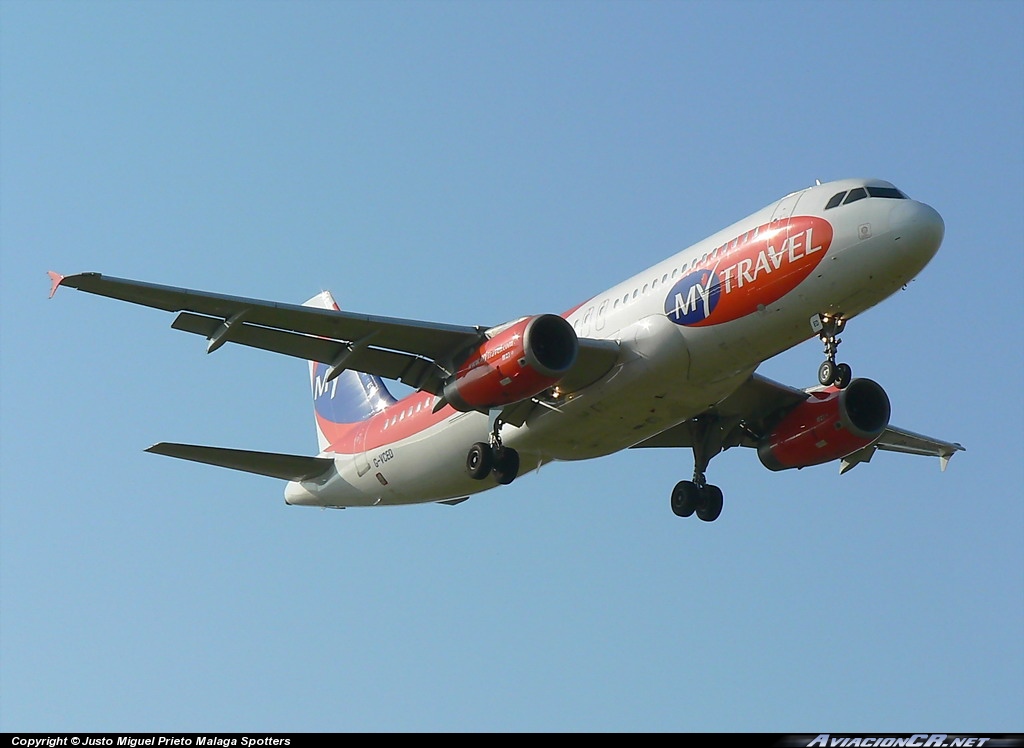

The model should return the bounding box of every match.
[171,312,445,393]
[146,442,335,481]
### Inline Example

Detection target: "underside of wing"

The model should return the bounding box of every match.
[855,425,965,471]
[56,272,482,395]
[51,272,622,406]
[631,373,807,450]
[632,373,964,474]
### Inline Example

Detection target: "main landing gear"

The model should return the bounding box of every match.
[466,418,520,486]
[671,479,723,522]
[670,415,726,522]
[813,314,852,389]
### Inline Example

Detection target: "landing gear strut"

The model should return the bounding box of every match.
[813,314,852,389]
[466,417,520,485]
[670,415,725,522]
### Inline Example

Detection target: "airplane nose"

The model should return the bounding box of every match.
[889,200,945,260]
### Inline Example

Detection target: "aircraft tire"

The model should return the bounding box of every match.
[835,362,852,390]
[492,447,520,485]
[696,485,724,522]
[466,442,493,480]
[671,481,698,518]
[818,360,836,386]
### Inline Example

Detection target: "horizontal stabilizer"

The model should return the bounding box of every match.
[146,442,335,481]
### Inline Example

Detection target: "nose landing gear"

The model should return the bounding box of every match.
[466,418,521,485]
[813,314,852,389]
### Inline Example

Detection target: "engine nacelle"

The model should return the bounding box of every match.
[757,378,891,471]
[443,314,578,411]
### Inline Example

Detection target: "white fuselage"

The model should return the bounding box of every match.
[285,179,944,508]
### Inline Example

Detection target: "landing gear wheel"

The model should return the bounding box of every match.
[818,360,836,386]
[492,447,520,485]
[834,362,852,390]
[466,442,493,480]
[695,485,723,522]
[671,481,699,518]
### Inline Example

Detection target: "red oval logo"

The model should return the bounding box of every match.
[664,216,833,327]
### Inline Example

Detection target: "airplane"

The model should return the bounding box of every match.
[48,177,964,521]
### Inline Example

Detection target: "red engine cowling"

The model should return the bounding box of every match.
[757,378,891,471]
[443,314,578,411]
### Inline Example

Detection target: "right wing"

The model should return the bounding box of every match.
[49,272,621,405]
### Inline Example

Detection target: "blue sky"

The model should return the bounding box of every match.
[2,0,1022,733]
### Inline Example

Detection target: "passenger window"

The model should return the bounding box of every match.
[825,192,846,210]
[844,187,868,204]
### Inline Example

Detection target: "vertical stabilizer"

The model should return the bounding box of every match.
[303,291,397,453]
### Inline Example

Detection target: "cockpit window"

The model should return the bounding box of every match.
[866,186,908,199]
[843,187,868,205]
[825,184,910,210]
[825,192,846,210]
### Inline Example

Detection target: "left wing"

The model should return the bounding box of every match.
[631,373,965,472]
[849,424,965,473]
[48,272,620,405]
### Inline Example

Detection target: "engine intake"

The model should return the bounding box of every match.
[443,314,578,411]
[757,378,891,471]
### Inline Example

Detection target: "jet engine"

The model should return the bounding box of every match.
[757,378,891,471]
[442,314,578,411]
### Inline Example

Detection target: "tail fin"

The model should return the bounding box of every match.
[303,291,397,453]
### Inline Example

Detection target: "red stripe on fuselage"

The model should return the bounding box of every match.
[318,390,460,455]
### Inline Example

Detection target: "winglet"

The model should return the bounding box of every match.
[47,271,65,299]
[939,445,964,472]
